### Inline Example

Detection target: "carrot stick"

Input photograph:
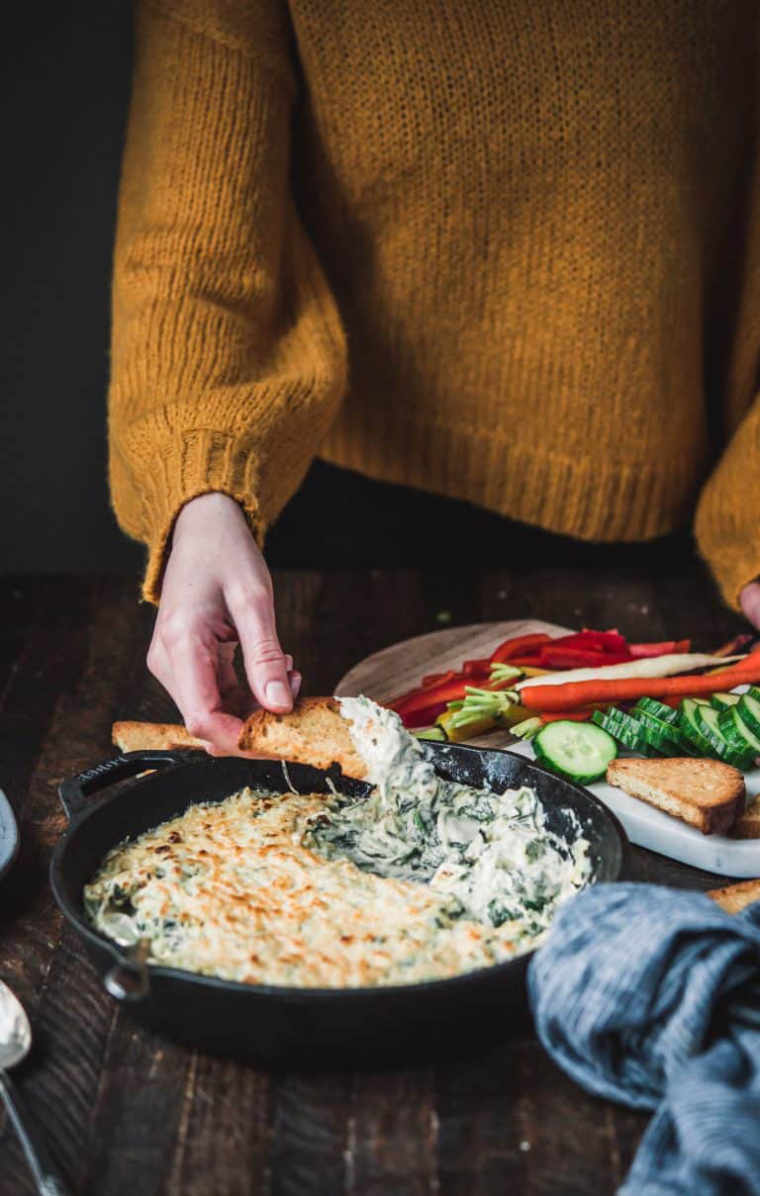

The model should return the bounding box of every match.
[519,652,760,711]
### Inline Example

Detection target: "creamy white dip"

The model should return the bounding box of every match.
[304,697,591,939]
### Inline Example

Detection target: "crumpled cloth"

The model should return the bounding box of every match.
[527,883,760,1195]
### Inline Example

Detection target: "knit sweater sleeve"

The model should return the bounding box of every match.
[694,134,760,611]
[694,404,760,611]
[108,0,347,602]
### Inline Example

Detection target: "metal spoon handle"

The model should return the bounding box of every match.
[0,1070,72,1196]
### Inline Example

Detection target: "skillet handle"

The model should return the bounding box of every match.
[58,750,194,822]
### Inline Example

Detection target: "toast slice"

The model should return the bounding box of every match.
[238,697,367,779]
[606,757,745,835]
[707,878,760,913]
[112,721,208,753]
[733,794,760,839]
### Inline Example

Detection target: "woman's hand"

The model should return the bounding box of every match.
[147,493,300,754]
[741,582,760,630]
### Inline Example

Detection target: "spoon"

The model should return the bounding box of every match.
[0,980,72,1196]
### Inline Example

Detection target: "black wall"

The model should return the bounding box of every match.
[2,2,143,574]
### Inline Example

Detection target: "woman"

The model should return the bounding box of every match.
[109,0,760,752]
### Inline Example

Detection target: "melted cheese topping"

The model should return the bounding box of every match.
[85,697,591,988]
[84,789,523,987]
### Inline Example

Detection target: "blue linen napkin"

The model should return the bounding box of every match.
[527,883,760,1195]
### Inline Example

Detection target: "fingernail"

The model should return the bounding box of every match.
[290,671,302,699]
[265,680,292,708]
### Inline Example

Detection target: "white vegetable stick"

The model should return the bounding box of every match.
[515,653,744,691]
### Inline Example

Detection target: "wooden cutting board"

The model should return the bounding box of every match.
[335,620,760,878]
[335,618,568,748]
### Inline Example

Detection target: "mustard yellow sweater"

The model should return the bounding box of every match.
[109,0,760,607]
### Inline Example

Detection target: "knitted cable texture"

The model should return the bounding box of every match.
[109,0,760,604]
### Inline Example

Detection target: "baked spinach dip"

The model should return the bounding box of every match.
[85,697,590,988]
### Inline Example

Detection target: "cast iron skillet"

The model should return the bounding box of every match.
[51,744,628,1067]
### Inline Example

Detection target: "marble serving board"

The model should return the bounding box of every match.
[335,619,760,878]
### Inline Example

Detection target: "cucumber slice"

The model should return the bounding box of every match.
[636,709,694,756]
[634,697,679,725]
[717,706,758,761]
[720,705,760,756]
[678,698,721,757]
[710,692,741,711]
[533,721,617,784]
[738,692,760,740]
[694,705,753,768]
[591,708,651,753]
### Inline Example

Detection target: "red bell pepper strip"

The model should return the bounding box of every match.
[627,639,690,658]
[462,658,491,676]
[390,675,472,719]
[401,701,451,728]
[537,646,634,669]
[489,633,551,663]
[500,655,552,668]
[420,669,459,688]
[549,629,630,655]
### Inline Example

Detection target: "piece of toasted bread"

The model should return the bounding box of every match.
[733,793,760,839]
[707,878,760,913]
[606,757,745,835]
[112,721,208,753]
[237,697,367,779]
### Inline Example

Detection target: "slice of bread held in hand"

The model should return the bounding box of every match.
[606,757,745,835]
[238,697,367,779]
[113,722,208,753]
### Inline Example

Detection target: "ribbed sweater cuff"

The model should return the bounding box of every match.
[128,430,266,604]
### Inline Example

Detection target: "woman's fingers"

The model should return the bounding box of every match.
[226,585,294,712]
[148,494,301,748]
[149,621,244,753]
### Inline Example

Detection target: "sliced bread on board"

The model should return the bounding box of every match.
[734,794,760,839]
[707,878,760,913]
[605,757,745,835]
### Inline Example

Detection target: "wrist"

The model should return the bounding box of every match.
[173,492,246,541]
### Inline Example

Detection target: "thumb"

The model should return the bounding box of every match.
[740,581,760,629]
[227,586,294,713]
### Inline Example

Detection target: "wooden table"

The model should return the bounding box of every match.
[0,555,749,1196]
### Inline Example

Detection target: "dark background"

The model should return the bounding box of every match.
[2,2,140,576]
[0,1,715,598]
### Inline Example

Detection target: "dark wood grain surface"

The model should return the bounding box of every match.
[0,551,752,1196]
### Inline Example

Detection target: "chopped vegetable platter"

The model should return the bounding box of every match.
[335,620,760,876]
